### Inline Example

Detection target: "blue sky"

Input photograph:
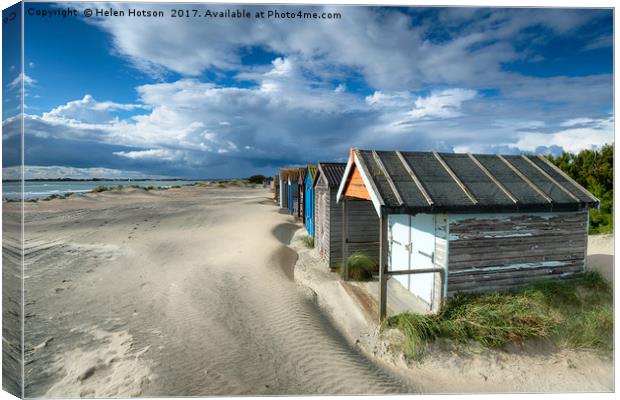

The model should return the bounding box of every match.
[2,3,614,179]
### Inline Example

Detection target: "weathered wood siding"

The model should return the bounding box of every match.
[288,181,299,215]
[315,176,380,269]
[333,197,380,270]
[314,178,331,264]
[432,214,448,311]
[298,184,305,220]
[279,178,288,208]
[447,211,588,296]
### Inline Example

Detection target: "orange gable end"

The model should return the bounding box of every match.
[344,165,372,200]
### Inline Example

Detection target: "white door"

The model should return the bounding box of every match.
[410,214,435,304]
[389,215,411,290]
[389,214,436,305]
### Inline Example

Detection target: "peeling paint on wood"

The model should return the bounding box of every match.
[447,210,588,296]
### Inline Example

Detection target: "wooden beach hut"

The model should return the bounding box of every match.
[314,162,380,269]
[278,169,288,209]
[336,149,599,319]
[279,168,297,210]
[287,169,303,217]
[304,165,318,236]
[274,175,280,202]
[297,168,307,220]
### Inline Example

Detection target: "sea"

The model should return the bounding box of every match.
[2,180,201,200]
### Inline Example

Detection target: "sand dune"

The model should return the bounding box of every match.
[15,186,413,397]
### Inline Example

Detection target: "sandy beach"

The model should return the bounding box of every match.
[291,225,614,394]
[15,185,413,397]
[2,184,612,397]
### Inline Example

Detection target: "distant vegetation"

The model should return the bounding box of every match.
[247,175,266,184]
[383,272,612,360]
[546,144,613,234]
[92,185,157,193]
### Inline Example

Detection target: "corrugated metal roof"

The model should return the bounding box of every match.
[315,162,346,188]
[345,149,599,213]
[279,167,304,181]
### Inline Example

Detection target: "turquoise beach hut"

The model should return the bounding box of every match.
[304,165,317,235]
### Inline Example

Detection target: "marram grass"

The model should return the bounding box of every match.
[337,252,375,281]
[383,272,612,360]
[301,235,314,248]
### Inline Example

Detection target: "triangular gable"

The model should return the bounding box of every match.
[312,167,328,188]
[343,165,371,200]
[336,148,383,216]
[305,165,317,186]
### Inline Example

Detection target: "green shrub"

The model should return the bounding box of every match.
[247,175,265,184]
[547,144,613,234]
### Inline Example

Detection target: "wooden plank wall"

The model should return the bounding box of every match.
[298,185,305,220]
[447,211,588,296]
[314,180,331,264]
[332,196,380,270]
[431,214,448,310]
[280,178,288,208]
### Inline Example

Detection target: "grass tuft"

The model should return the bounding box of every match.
[301,235,314,248]
[336,252,375,281]
[383,272,612,360]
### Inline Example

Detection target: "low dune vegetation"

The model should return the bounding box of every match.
[92,185,156,193]
[192,179,258,188]
[301,235,314,248]
[337,252,376,281]
[383,272,613,360]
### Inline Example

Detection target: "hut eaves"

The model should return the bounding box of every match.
[337,149,600,216]
[313,162,346,188]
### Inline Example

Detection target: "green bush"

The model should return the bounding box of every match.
[547,144,613,234]
[247,175,266,184]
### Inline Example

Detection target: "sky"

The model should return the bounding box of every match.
[2,2,614,179]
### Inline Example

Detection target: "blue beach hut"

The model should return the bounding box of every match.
[304,165,318,235]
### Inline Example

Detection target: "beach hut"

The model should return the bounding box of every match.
[314,162,380,269]
[297,168,307,220]
[274,175,280,202]
[287,170,300,216]
[278,169,292,209]
[337,149,599,319]
[304,165,318,236]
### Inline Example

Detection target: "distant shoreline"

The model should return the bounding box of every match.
[3,179,264,202]
[2,178,209,183]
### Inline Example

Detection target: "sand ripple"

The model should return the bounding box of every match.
[22,186,412,396]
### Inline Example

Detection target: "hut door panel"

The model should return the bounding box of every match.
[410,214,436,304]
[305,187,314,236]
[389,215,411,290]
